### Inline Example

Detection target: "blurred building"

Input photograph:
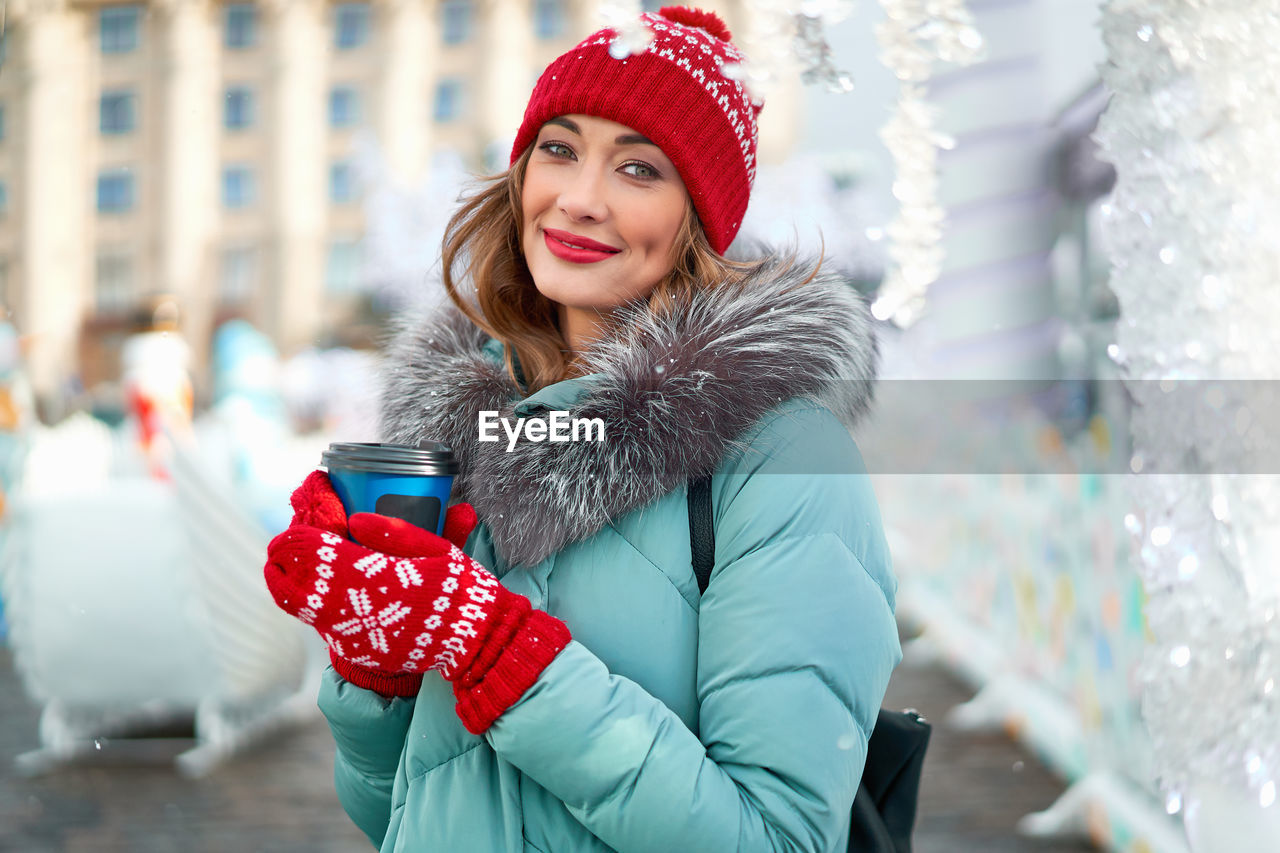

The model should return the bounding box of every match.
[0,0,790,415]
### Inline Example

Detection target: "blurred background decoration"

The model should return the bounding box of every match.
[0,0,1265,851]
[1095,3,1280,850]
[0,0,815,422]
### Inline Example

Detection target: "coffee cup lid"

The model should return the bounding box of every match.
[322,441,459,477]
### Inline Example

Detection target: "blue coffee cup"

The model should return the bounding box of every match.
[322,441,459,537]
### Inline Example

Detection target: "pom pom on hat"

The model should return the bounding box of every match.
[658,5,732,41]
[510,5,762,254]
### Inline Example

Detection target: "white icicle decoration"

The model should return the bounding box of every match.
[870,0,983,327]
[732,0,859,96]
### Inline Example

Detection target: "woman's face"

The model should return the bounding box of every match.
[521,114,690,342]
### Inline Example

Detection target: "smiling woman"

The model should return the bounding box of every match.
[437,110,752,390]
[521,114,690,351]
[265,6,900,853]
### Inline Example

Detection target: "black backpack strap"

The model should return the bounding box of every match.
[688,475,715,595]
[687,475,925,853]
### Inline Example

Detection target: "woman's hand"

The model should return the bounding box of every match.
[286,470,351,538]
[267,513,506,685]
[264,473,569,731]
[267,469,484,695]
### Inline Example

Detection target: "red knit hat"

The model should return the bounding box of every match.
[510,6,762,255]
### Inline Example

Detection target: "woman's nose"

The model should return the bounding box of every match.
[557,166,608,222]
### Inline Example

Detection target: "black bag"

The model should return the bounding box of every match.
[687,476,930,853]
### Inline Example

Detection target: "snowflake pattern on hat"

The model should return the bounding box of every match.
[585,9,760,184]
[510,5,763,253]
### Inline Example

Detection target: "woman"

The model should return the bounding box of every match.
[265,7,900,851]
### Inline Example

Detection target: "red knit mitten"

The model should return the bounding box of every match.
[273,470,487,696]
[287,470,350,537]
[265,512,570,732]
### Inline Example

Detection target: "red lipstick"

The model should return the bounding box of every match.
[542,228,622,264]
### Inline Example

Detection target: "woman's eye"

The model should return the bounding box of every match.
[538,141,574,159]
[621,161,659,180]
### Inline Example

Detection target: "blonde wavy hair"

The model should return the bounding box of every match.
[440,145,772,394]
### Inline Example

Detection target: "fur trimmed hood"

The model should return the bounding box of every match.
[379,257,879,568]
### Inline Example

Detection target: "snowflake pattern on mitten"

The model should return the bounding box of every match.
[268,527,504,680]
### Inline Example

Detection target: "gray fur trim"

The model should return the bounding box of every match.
[378,256,878,568]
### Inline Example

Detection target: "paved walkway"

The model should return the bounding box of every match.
[0,648,1094,852]
[883,659,1094,853]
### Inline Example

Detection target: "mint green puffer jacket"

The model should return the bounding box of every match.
[318,261,901,852]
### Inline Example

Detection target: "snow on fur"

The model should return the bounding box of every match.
[378,256,878,568]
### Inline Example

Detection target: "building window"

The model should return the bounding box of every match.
[224,4,256,49]
[534,0,565,39]
[224,86,255,130]
[219,245,258,305]
[100,90,137,135]
[334,3,371,50]
[95,252,135,314]
[441,0,472,45]
[100,6,142,55]
[222,165,256,209]
[434,78,464,123]
[329,86,360,128]
[96,168,135,213]
[325,238,362,294]
[330,161,357,204]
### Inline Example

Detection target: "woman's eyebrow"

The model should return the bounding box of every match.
[545,117,580,134]
[542,117,654,147]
